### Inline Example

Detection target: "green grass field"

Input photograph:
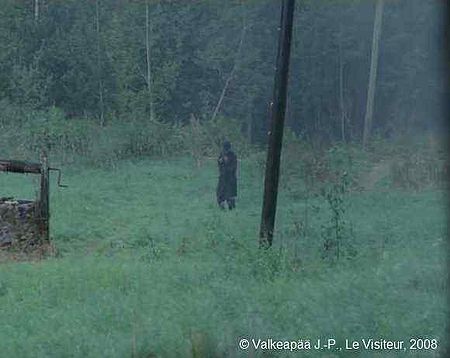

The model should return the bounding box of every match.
[0,155,448,357]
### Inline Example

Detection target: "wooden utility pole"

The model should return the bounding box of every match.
[259,0,295,248]
[362,0,384,148]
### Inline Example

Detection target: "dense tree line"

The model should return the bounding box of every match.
[0,0,446,144]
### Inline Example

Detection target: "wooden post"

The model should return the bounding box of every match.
[0,160,41,174]
[39,151,50,241]
[259,0,295,247]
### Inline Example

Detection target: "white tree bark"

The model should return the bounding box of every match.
[146,0,155,121]
[34,0,39,23]
[338,23,345,142]
[95,0,105,126]
[362,0,384,148]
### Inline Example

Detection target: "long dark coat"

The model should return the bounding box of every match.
[216,150,237,203]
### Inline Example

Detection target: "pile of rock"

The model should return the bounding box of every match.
[0,198,42,250]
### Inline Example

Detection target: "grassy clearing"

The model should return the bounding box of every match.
[0,154,448,357]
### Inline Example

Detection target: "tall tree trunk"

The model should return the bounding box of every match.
[146,1,155,121]
[95,0,105,126]
[362,0,384,148]
[34,0,39,22]
[338,23,345,142]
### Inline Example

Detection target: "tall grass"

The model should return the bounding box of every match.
[0,154,448,357]
[0,107,448,356]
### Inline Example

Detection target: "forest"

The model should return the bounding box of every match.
[0,0,448,357]
[0,0,447,148]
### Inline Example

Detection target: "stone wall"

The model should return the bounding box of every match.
[0,198,42,250]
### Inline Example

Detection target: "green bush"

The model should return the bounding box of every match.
[0,107,250,167]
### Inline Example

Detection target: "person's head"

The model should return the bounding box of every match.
[222,140,231,153]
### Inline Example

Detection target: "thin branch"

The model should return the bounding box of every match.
[210,4,247,122]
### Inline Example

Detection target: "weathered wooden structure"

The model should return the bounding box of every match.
[0,152,64,250]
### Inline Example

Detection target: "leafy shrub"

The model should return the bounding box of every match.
[0,106,249,167]
[390,153,448,190]
[320,171,356,262]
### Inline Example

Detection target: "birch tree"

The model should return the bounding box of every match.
[95,0,105,125]
[362,0,384,148]
[34,0,39,23]
[146,0,155,121]
[338,22,346,142]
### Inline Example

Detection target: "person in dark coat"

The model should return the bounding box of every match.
[216,140,237,210]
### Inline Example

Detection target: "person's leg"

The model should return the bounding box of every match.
[217,190,226,210]
[227,198,235,210]
[219,201,227,210]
